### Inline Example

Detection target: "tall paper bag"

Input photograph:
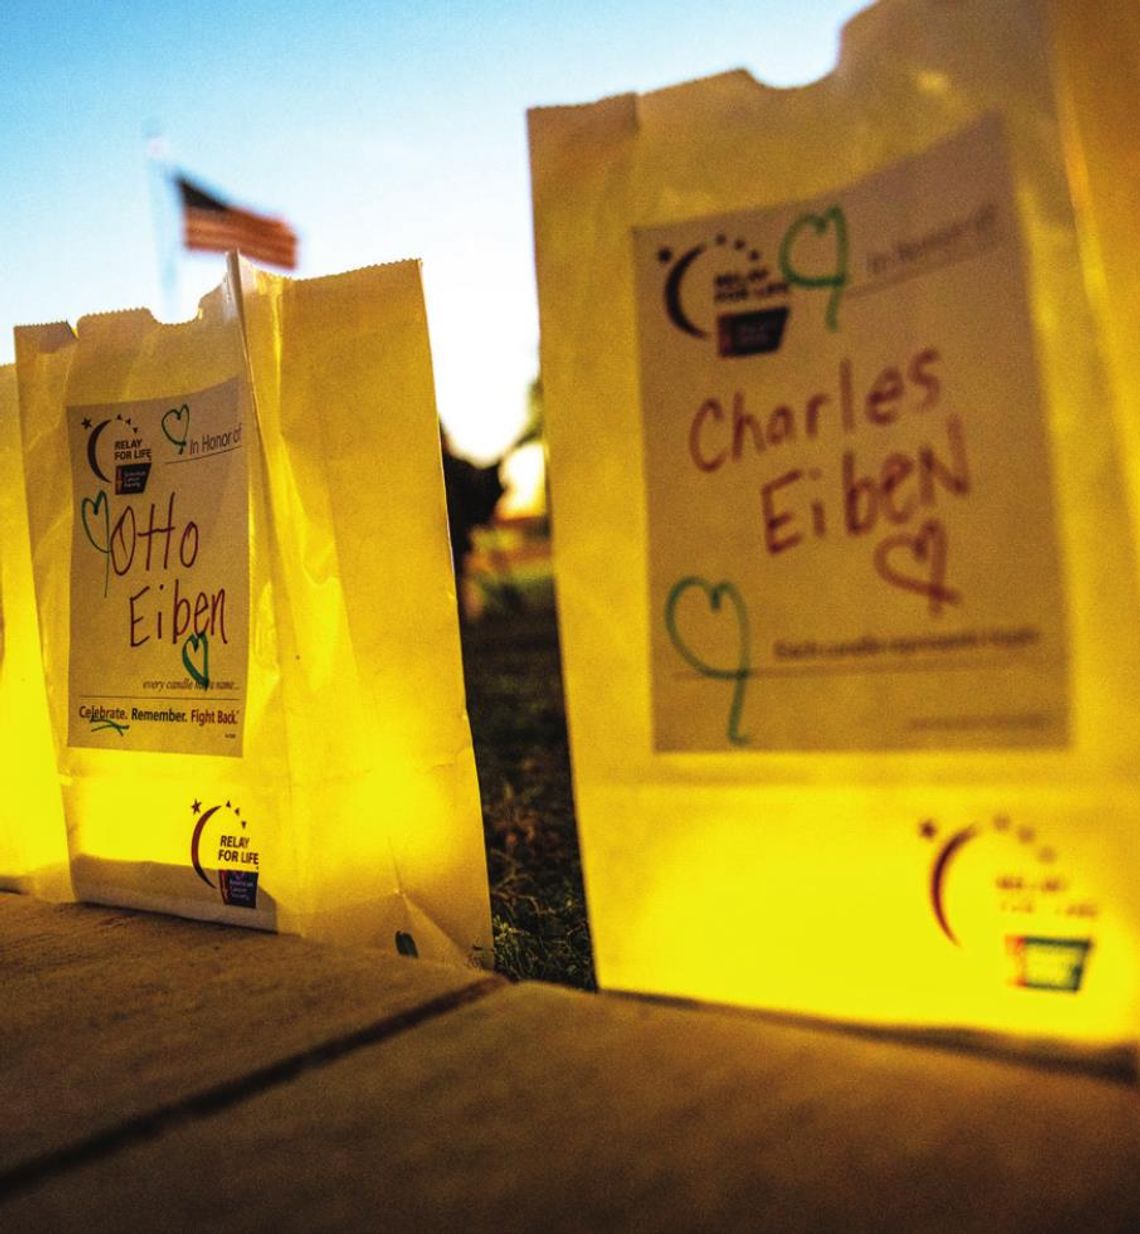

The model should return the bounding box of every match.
[0,365,71,898]
[15,257,491,965]
[529,0,1140,1062]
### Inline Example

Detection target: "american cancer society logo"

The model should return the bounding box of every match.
[1006,936,1093,993]
[654,205,848,357]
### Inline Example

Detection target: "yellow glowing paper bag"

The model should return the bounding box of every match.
[529,0,1140,1062]
[15,257,491,965]
[0,364,71,898]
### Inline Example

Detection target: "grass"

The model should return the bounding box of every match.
[459,603,596,991]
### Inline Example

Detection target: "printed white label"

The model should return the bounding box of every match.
[68,377,249,755]
[636,117,1068,751]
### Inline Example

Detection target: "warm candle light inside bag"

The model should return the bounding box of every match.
[529,0,1140,1064]
[14,257,491,963]
[0,365,71,900]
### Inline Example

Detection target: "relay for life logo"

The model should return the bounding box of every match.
[82,409,153,496]
[918,813,1096,994]
[189,797,260,909]
[655,220,803,357]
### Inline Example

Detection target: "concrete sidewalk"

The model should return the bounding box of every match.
[2,894,1137,1232]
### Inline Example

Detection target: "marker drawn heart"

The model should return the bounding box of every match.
[162,404,190,454]
[778,205,848,331]
[182,632,210,688]
[873,519,961,615]
[80,489,112,596]
[664,576,751,746]
[80,489,110,552]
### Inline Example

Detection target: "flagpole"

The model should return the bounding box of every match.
[144,126,180,321]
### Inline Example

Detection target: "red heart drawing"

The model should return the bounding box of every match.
[873,519,961,615]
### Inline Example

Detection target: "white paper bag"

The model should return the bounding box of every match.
[15,257,491,965]
[529,0,1140,1064]
[0,364,71,898]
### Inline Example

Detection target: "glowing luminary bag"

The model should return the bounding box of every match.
[0,365,71,898]
[15,257,491,965]
[529,0,1140,1063]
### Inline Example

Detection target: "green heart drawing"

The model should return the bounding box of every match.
[778,205,849,332]
[162,404,190,454]
[182,632,210,688]
[80,490,111,596]
[664,576,752,746]
[80,490,110,552]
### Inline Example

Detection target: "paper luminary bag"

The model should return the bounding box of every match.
[15,256,492,965]
[0,365,71,898]
[529,0,1140,1062]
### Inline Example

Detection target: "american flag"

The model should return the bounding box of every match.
[175,175,298,270]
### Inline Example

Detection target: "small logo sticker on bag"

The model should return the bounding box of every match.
[918,814,1098,992]
[189,798,260,908]
[655,228,796,354]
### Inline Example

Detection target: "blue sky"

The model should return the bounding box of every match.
[2,0,867,460]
